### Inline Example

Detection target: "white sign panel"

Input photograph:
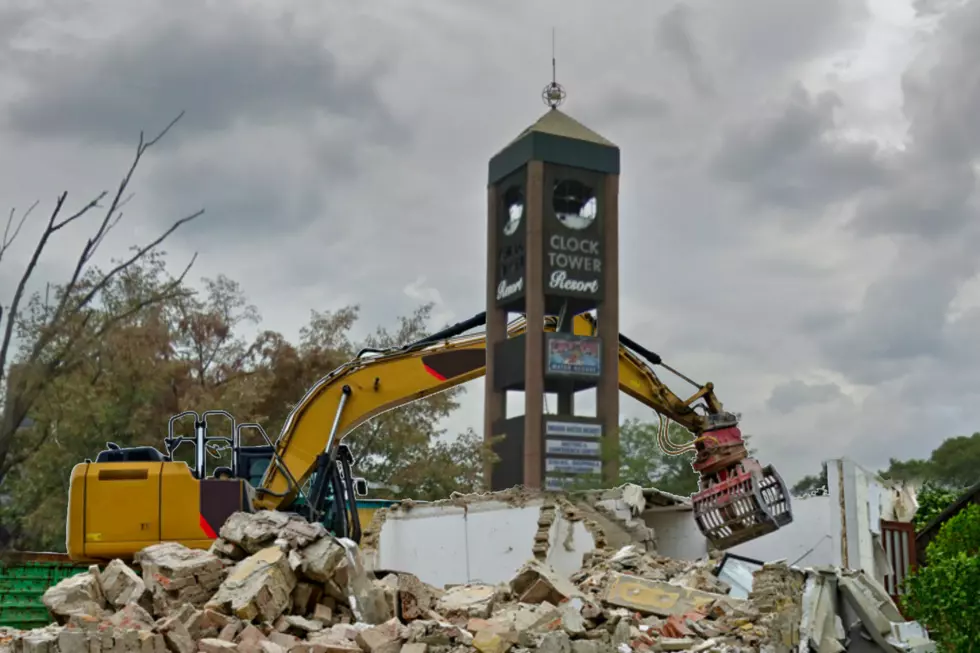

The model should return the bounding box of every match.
[545,476,581,491]
[545,458,602,475]
[545,421,603,438]
[546,439,600,457]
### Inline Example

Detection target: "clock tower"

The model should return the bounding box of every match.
[484,86,621,491]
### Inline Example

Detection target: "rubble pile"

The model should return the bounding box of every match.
[0,510,928,653]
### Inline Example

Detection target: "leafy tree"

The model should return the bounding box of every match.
[913,482,963,531]
[0,289,498,549]
[0,254,194,549]
[0,114,202,497]
[792,463,829,497]
[565,417,706,496]
[388,428,498,499]
[883,433,980,489]
[902,504,980,651]
[344,304,474,499]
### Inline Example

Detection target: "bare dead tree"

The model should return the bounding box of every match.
[0,112,204,483]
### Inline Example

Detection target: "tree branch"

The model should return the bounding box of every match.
[0,201,38,267]
[38,113,195,358]
[0,192,70,385]
[0,112,202,478]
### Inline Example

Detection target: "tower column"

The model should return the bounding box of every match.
[484,97,621,492]
[597,173,620,482]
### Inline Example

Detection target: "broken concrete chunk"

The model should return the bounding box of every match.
[294,536,347,584]
[601,572,733,617]
[106,602,156,631]
[206,546,297,623]
[510,561,582,605]
[656,638,697,652]
[218,622,240,642]
[340,543,393,626]
[537,632,571,653]
[356,619,407,653]
[237,625,268,645]
[157,615,196,653]
[55,628,88,653]
[392,573,437,622]
[136,543,226,613]
[257,642,286,653]
[434,585,497,619]
[276,615,324,636]
[219,511,293,553]
[309,642,361,653]
[209,538,247,563]
[672,568,731,596]
[101,558,151,609]
[183,608,228,641]
[472,630,511,653]
[219,510,327,555]
[557,602,586,637]
[15,626,62,653]
[198,639,239,653]
[292,582,321,616]
[267,632,300,650]
[41,572,107,624]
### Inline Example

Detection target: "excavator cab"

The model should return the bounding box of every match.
[66,410,367,562]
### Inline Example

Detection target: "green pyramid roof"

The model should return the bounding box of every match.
[489,108,620,184]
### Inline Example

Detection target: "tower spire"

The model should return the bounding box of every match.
[542,28,566,109]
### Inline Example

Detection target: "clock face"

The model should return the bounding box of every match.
[503,185,524,237]
[553,179,596,230]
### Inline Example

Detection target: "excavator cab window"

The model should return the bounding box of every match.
[354,478,368,497]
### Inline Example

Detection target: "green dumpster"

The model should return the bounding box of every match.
[0,553,90,630]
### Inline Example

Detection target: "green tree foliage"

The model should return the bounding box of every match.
[882,433,980,489]
[791,463,828,497]
[902,504,980,651]
[913,482,963,530]
[565,417,713,496]
[792,431,980,504]
[0,267,495,551]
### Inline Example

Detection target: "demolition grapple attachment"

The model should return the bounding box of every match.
[690,425,793,550]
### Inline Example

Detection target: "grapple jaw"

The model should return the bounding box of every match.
[690,425,793,550]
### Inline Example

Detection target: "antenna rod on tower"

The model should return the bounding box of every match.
[541,27,566,109]
[552,28,556,85]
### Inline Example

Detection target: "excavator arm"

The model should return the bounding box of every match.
[258,311,792,549]
[64,310,791,561]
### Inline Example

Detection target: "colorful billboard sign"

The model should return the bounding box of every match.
[546,334,601,376]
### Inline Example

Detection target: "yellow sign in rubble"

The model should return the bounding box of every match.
[602,572,738,617]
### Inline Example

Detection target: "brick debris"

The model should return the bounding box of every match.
[0,510,922,653]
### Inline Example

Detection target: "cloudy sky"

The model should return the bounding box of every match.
[1,0,979,486]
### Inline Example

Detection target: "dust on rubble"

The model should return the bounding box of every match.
[3,508,819,653]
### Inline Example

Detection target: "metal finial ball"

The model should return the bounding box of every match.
[542,82,566,108]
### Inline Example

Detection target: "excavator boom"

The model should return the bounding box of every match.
[65,311,792,561]
[256,311,792,548]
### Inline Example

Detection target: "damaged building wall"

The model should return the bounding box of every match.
[365,465,916,594]
[639,510,705,561]
[365,495,597,588]
[363,487,659,589]
[827,458,910,583]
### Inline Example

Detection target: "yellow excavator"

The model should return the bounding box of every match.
[65,311,792,562]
